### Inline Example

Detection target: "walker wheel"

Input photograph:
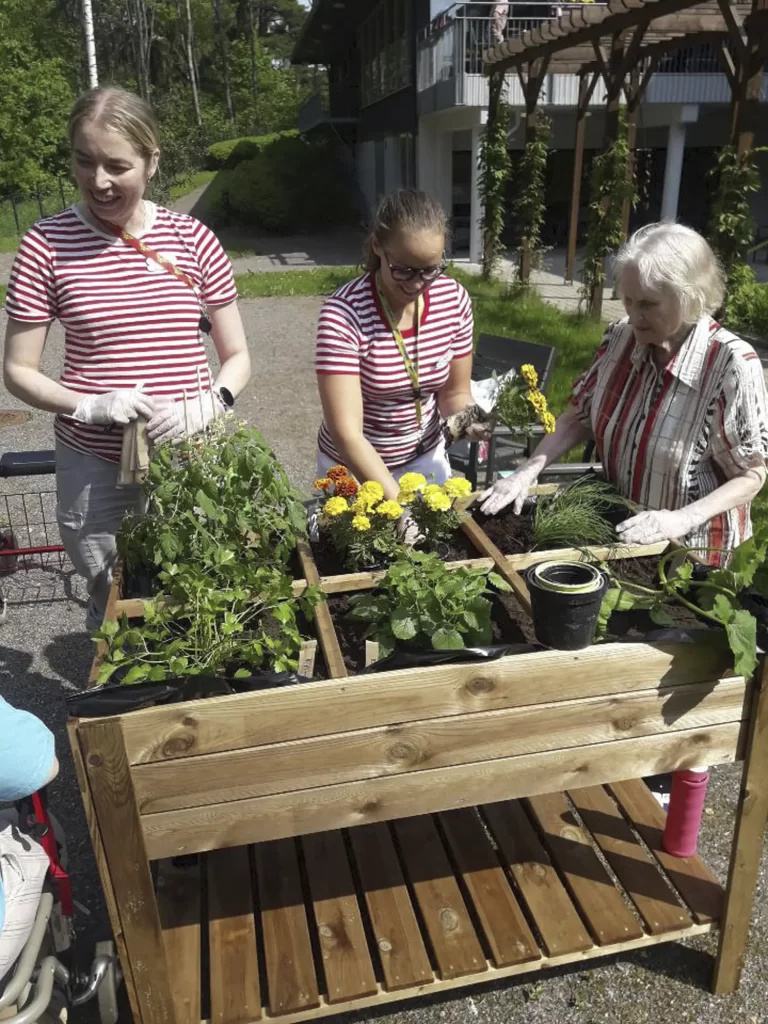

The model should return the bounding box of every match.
[95,941,121,1024]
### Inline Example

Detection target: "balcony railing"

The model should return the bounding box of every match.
[297,87,359,133]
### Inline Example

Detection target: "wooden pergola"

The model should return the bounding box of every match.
[483,0,768,315]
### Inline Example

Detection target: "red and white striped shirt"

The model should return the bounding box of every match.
[315,272,474,467]
[5,203,238,462]
[572,316,768,563]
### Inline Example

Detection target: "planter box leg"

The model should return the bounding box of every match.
[712,658,768,994]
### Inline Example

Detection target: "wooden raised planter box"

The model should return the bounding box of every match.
[68,523,768,1024]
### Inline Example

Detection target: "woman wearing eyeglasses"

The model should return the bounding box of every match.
[315,188,486,498]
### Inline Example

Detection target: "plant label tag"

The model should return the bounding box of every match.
[298,639,317,677]
[365,640,380,667]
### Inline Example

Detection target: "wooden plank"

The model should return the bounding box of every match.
[89,563,123,684]
[301,831,378,1004]
[568,785,693,935]
[121,641,734,765]
[207,847,262,1023]
[505,540,668,571]
[132,678,749,813]
[296,538,347,678]
[156,860,202,1024]
[459,515,532,614]
[254,838,320,1016]
[141,723,747,859]
[348,823,434,991]
[526,792,644,945]
[609,779,723,925]
[439,808,540,967]
[713,658,768,994]
[66,721,143,1024]
[393,816,487,980]
[482,801,592,956]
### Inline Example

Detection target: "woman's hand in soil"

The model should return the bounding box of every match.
[616,508,697,546]
[146,392,227,444]
[72,387,154,426]
[478,463,539,516]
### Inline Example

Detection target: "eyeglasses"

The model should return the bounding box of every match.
[384,252,447,283]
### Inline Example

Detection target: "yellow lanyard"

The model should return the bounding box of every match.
[376,274,424,425]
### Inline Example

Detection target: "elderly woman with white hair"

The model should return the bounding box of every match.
[480,223,768,564]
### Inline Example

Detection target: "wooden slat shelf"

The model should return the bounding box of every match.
[157,784,722,1024]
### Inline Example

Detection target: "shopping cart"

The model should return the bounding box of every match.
[0,451,69,623]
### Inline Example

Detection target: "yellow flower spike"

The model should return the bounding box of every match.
[542,411,557,434]
[398,472,427,493]
[520,363,538,388]
[324,496,349,516]
[375,500,404,520]
[351,513,372,531]
[444,477,472,499]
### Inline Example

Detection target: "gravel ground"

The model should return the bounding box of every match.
[0,301,767,1024]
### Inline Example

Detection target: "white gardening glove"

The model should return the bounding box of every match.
[443,404,493,444]
[398,512,420,547]
[478,462,539,515]
[616,508,698,546]
[73,388,154,426]
[146,392,227,445]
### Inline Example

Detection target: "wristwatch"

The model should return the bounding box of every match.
[213,386,235,410]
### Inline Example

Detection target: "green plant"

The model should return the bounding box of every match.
[347,550,513,657]
[581,114,636,316]
[722,263,768,339]
[493,363,555,436]
[708,146,763,307]
[316,473,403,572]
[532,477,633,549]
[397,476,473,549]
[510,114,551,282]
[478,70,511,279]
[206,130,299,169]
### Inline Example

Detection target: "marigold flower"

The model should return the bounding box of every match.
[323,496,348,517]
[444,477,472,498]
[353,495,376,513]
[397,489,416,505]
[358,480,385,502]
[520,363,538,388]
[334,476,359,497]
[351,514,371,531]
[526,389,547,415]
[375,499,403,520]
[423,483,443,497]
[327,465,350,482]
[398,472,427,493]
[542,411,557,434]
[314,477,332,492]
[424,491,452,512]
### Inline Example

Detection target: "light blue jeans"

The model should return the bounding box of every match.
[55,442,145,631]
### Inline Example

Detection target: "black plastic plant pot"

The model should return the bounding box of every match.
[527,560,608,650]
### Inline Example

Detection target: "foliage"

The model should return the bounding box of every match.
[598,530,768,678]
[532,477,633,549]
[478,71,511,280]
[236,266,358,298]
[94,565,320,683]
[347,550,513,658]
[708,146,762,308]
[207,129,299,169]
[397,475,473,548]
[118,420,307,582]
[493,363,555,436]
[207,132,359,232]
[723,264,768,340]
[509,115,551,282]
[581,113,636,316]
[316,468,402,571]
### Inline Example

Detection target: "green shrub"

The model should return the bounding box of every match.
[206,130,298,170]
[724,264,768,341]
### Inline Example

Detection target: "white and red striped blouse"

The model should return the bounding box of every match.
[5,203,238,462]
[315,272,474,468]
[572,316,768,563]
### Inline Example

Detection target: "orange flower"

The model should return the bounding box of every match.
[314,477,332,492]
[334,476,359,498]
[327,465,349,482]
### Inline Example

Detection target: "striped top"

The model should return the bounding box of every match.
[572,316,768,563]
[315,272,474,467]
[5,203,237,462]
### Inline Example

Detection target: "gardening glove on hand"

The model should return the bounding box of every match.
[478,462,539,516]
[443,404,493,444]
[398,512,420,547]
[616,508,699,547]
[72,388,154,426]
[146,392,228,445]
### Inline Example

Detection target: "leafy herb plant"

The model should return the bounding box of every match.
[398,474,473,549]
[347,549,512,658]
[532,477,633,549]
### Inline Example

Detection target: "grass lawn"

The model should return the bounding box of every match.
[168,170,217,202]
[0,284,6,306]
[0,185,78,253]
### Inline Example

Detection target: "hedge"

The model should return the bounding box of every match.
[206,130,299,170]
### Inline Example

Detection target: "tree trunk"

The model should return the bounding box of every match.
[248,0,258,99]
[125,0,151,99]
[184,0,203,125]
[212,0,236,122]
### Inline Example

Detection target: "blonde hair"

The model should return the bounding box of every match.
[614,222,726,322]
[365,189,448,272]
[67,88,160,161]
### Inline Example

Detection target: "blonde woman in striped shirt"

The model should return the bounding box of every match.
[3,88,251,628]
[480,223,768,565]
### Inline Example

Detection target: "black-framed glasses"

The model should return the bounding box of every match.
[384,252,447,283]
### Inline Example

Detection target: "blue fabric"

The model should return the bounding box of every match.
[0,698,55,934]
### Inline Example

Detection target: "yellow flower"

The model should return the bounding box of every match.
[542,411,556,434]
[354,492,378,512]
[526,388,548,415]
[520,364,538,388]
[358,480,385,502]
[397,489,416,505]
[444,477,472,499]
[398,472,426,493]
[424,491,452,512]
[375,500,403,520]
[324,496,348,517]
[423,483,443,497]
[351,514,371,531]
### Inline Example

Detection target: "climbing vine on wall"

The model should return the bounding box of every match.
[510,113,551,282]
[707,145,762,313]
[478,70,511,279]
[581,112,636,316]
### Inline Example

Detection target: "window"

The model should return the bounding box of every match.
[358,0,412,107]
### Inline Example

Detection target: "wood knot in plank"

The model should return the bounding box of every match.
[162,724,197,757]
[560,826,582,843]
[439,908,460,932]
[387,741,428,767]
[465,676,495,697]
[612,715,637,733]
[87,754,102,767]
[359,800,381,817]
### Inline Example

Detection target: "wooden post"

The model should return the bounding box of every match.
[518,56,550,284]
[712,657,768,994]
[80,718,177,1024]
[620,66,641,241]
[565,71,598,284]
[720,0,768,154]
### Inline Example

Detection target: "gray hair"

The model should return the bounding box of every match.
[613,222,725,322]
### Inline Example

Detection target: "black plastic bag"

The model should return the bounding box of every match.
[361,642,541,674]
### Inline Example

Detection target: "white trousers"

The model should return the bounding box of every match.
[316,438,452,487]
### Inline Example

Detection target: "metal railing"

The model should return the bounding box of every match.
[0,179,77,239]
